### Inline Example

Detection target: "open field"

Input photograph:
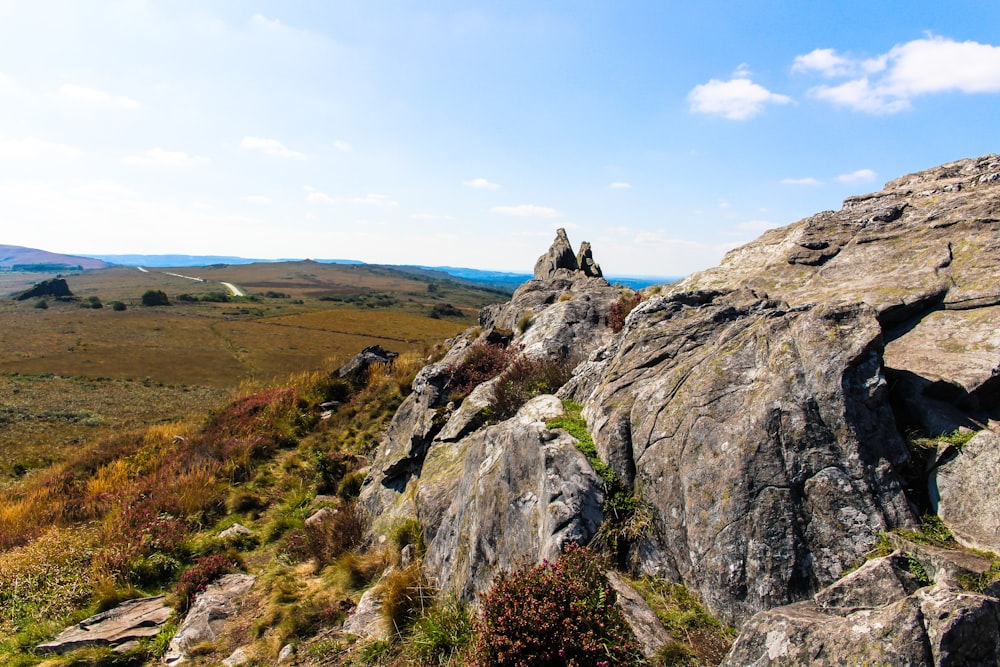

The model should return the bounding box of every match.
[0,260,505,483]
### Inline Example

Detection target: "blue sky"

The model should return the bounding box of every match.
[1,1,998,277]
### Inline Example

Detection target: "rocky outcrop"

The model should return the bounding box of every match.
[37,596,173,654]
[567,290,914,624]
[164,574,255,665]
[934,429,1000,553]
[723,548,1000,666]
[360,155,1000,658]
[419,395,604,599]
[337,345,398,388]
[15,278,73,301]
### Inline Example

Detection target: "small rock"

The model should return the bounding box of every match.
[305,507,335,529]
[37,596,173,654]
[222,647,250,666]
[164,574,256,665]
[218,523,253,541]
[277,643,295,663]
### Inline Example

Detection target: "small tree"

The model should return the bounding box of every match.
[141,290,170,307]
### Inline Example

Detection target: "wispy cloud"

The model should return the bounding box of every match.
[0,137,83,159]
[241,136,304,159]
[463,177,500,190]
[334,140,352,152]
[781,176,820,186]
[58,84,140,110]
[799,36,1000,113]
[306,191,398,207]
[737,220,778,232]
[0,72,8,88]
[491,204,562,218]
[609,181,632,189]
[835,169,877,184]
[122,148,210,167]
[245,196,272,205]
[688,69,792,120]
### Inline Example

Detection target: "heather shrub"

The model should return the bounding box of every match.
[607,290,643,333]
[469,544,643,666]
[447,342,515,399]
[490,354,572,421]
[175,553,241,611]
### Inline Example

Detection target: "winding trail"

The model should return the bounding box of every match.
[221,282,245,297]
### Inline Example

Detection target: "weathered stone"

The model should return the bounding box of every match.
[419,395,604,600]
[163,574,256,665]
[935,430,1000,553]
[576,241,603,278]
[606,572,675,659]
[723,553,1000,666]
[337,345,399,387]
[222,647,250,666]
[305,507,335,529]
[533,227,578,279]
[37,596,173,654]
[342,576,391,639]
[217,523,253,541]
[576,293,914,624]
[277,643,295,663]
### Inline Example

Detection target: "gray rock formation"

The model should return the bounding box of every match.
[606,572,675,660]
[164,574,255,665]
[37,596,173,654]
[723,551,1000,666]
[337,344,398,388]
[358,155,1000,658]
[419,395,604,599]
[576,241,603,278]
[935,429,1000,553]
[533,227,579,279]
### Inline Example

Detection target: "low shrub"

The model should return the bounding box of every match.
[447,342,516,399]
[407,595,473,665]
[379,563,428,635]
[175,553,241,611]
[469,544,643,666]
[140,290,170,307]
[490,354,572,420]
[607,290,643,333]
[303,502,366,569]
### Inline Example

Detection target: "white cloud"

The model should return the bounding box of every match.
[122,148,210,167]
[688,77,792,120]
[609,181,632,189]
[0,137,83,159]
[240,136,304,159]
[334,140,352,152]
[803,36,1000,113]
[58,84,140,110]
[246,196,272,205]
[0,72,8,88]
[306,191,398,207]
[491,204,563,218]
[836,169,877,184]
[781,177,821,186]
[463,177,500,190]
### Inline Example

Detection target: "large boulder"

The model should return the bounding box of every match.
[16,277,73,301]
[419,395,604,600]
[37,596,173,654]
[568,290,914,624]
[163,574,255,665]
[723,551,1000,666]
[934,429,1000,553]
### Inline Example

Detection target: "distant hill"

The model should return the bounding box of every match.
[82,254,676,291]
[82,254,364,268]
[0,245,110,271]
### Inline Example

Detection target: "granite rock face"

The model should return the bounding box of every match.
[37,597,173,654]
[359,155,1000,658]
[164,574,255,665]
[935,430,1000,553]
[723,551,1000,666]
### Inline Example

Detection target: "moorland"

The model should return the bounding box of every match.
[0,260,505,485]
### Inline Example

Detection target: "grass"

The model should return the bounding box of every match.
[628,576,735,666]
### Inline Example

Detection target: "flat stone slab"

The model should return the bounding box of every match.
[38,596,173,654]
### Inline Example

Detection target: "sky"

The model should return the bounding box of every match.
[1,1,999,278]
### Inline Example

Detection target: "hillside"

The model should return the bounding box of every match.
[1,154,998,666]
[0,245,110,271]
